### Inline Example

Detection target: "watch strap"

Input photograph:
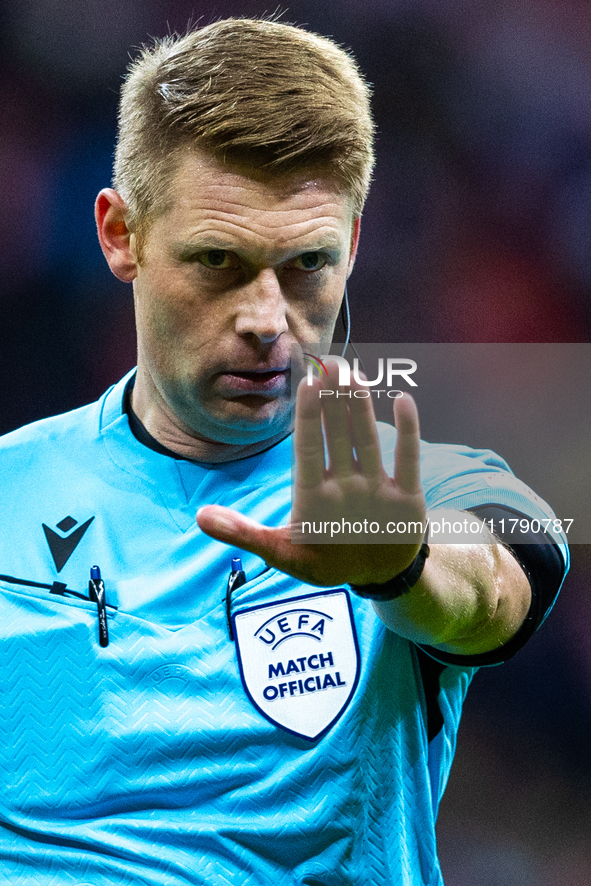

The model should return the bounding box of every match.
[350,541,430,601]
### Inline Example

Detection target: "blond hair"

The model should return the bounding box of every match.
[113,18,375,251]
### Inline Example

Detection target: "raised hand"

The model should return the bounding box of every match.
[197,359,427,588]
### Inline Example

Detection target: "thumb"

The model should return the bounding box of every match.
[196,505,290,562]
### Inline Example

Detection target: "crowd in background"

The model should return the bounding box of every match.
[1,0,590,881]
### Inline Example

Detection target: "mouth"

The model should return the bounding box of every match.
[217,368,290,395]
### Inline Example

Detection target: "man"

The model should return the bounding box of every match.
[0,18,568,886]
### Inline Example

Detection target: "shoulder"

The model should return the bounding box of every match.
[0,401,100,476]
[378,420,563,522]
[0,375,129,483]
[0,401,98,448]
[377,419,513,491]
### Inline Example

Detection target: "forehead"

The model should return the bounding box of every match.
[149,149,353,251]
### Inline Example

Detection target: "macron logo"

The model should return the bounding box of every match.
[42,515,95,572]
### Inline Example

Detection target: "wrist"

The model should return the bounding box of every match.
[349,539,430,602]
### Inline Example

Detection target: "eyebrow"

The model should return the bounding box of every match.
[172,238,236,256]
[172,233,345,260]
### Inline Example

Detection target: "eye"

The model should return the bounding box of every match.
[290,252,327,272]
[198,249,235,269]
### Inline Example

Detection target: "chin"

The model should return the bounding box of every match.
[194,400,292,446]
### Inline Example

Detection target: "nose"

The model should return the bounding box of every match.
[234,270,289,344]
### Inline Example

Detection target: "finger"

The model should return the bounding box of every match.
[294,375,326,488]
[348,374,383,477]
[393,393,421,493]
[196,505,292,565]
[320,358,356,476]
[197,505,323,583]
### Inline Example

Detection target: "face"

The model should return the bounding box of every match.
[102,150,359,452]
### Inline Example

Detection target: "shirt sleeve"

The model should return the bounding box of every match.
[376,422,570,666]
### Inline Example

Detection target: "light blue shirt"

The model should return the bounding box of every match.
[0,372,568,885]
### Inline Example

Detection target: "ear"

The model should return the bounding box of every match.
[95,188,138,282]
[347,216,361,277]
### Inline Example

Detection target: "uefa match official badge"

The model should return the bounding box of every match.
[233,590,360,741]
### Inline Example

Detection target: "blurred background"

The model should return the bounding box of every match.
[0,0,589,880]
